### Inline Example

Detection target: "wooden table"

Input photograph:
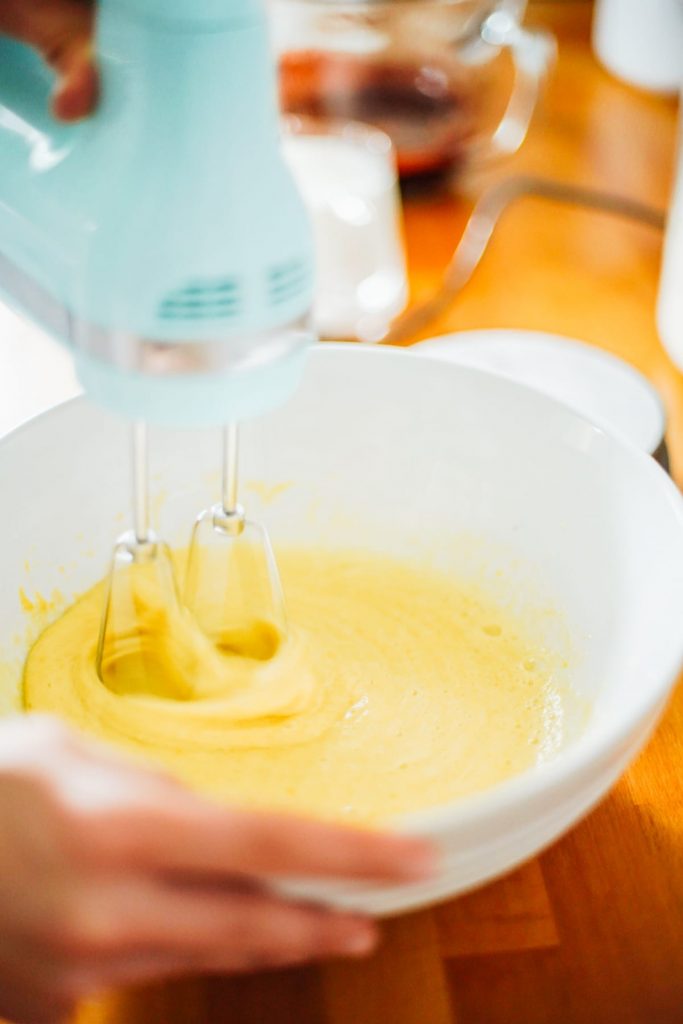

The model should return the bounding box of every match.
[80,4,683,1022]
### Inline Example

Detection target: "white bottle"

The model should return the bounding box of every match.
[593,0,683,94]
[658,119,683,370]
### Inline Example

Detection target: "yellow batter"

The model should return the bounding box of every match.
[23,547,570,823]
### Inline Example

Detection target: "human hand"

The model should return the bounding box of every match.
[0,0,97,120]
[0,715,434,1024]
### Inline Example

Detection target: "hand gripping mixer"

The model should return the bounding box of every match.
[0,0,315,691]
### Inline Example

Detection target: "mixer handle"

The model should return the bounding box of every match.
[0,0,267,152]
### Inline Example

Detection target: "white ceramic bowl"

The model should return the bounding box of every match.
[2,344,683,915]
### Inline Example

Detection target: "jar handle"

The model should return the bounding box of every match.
[462,10,556,164]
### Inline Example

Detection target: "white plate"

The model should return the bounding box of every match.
[413,329,666,456]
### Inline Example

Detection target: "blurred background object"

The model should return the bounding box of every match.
[272,0,555,186]
[658,110,683,370]
[380,174,665,344]
[414,327,669,466]
[282,116,408,339]
[592,0,683,94]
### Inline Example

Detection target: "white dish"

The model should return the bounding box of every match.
[1,344,682,915]
[413,329,666,458]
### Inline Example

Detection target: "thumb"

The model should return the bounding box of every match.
[0,0,98,121]
[50,37,99,122]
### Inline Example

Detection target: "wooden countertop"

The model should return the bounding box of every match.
[80,4,683,1023]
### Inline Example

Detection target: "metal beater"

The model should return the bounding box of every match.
[184,424,286,660]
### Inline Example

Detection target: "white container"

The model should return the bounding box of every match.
[592,0,683,94]
[2,346,683,914]
[282,119,407,341]
[658,120,683,369]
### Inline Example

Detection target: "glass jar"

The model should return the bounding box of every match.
[270,0,555,183]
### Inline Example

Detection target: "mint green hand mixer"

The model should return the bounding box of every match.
[0,0,315,683]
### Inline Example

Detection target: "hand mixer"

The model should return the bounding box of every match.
[0,0,315,690]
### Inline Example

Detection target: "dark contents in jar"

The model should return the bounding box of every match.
[279,50,476,182]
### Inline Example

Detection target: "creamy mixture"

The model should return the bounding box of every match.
[23,547,570,823]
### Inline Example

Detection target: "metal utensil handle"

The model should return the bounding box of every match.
[383,175,665,344]
[132,420,150,545]
[214,423,246,536]
[222,422,240,517]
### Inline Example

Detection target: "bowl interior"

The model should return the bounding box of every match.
[2,344,683,779]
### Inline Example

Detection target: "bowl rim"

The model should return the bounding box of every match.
[4,343,683,836]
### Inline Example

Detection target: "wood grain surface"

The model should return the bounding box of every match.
[76,4,683,1022]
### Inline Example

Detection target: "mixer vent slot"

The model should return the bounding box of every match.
[267,260,309,307]
[159,278,241,321]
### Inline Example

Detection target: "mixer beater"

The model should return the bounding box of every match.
[185,424,287,660]
[97,419,288,694]
[96,421,184,694]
